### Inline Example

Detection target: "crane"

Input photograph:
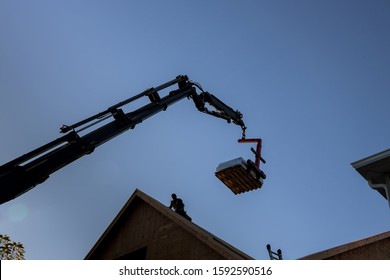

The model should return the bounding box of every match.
[0,75,265,205]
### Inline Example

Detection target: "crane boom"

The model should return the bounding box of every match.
[0,75,246,205]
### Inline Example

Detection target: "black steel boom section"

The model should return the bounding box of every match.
[0,75,246,205]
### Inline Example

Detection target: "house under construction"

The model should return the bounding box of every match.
[85,189,253,260]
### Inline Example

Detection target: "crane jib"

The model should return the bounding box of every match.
[0,75,247,205]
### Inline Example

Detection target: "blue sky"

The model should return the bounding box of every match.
[0,0,389,260]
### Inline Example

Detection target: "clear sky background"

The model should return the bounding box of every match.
[0,0,389,260]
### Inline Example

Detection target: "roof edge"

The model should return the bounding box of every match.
[351,149,390,169]
[299,230,390,260]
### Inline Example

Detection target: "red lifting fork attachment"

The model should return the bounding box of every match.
[238,138,266,173]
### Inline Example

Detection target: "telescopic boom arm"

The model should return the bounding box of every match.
[0,75,246,205]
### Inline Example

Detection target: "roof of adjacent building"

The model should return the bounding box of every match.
[352,149,390,198]
[299,230,390,260]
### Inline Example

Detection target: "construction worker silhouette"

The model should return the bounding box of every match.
[169,193,192,221]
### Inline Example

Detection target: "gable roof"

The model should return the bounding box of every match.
[299,230,390,260]
[85,188,253,260]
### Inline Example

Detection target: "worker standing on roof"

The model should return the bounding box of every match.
[169,193,192,221]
